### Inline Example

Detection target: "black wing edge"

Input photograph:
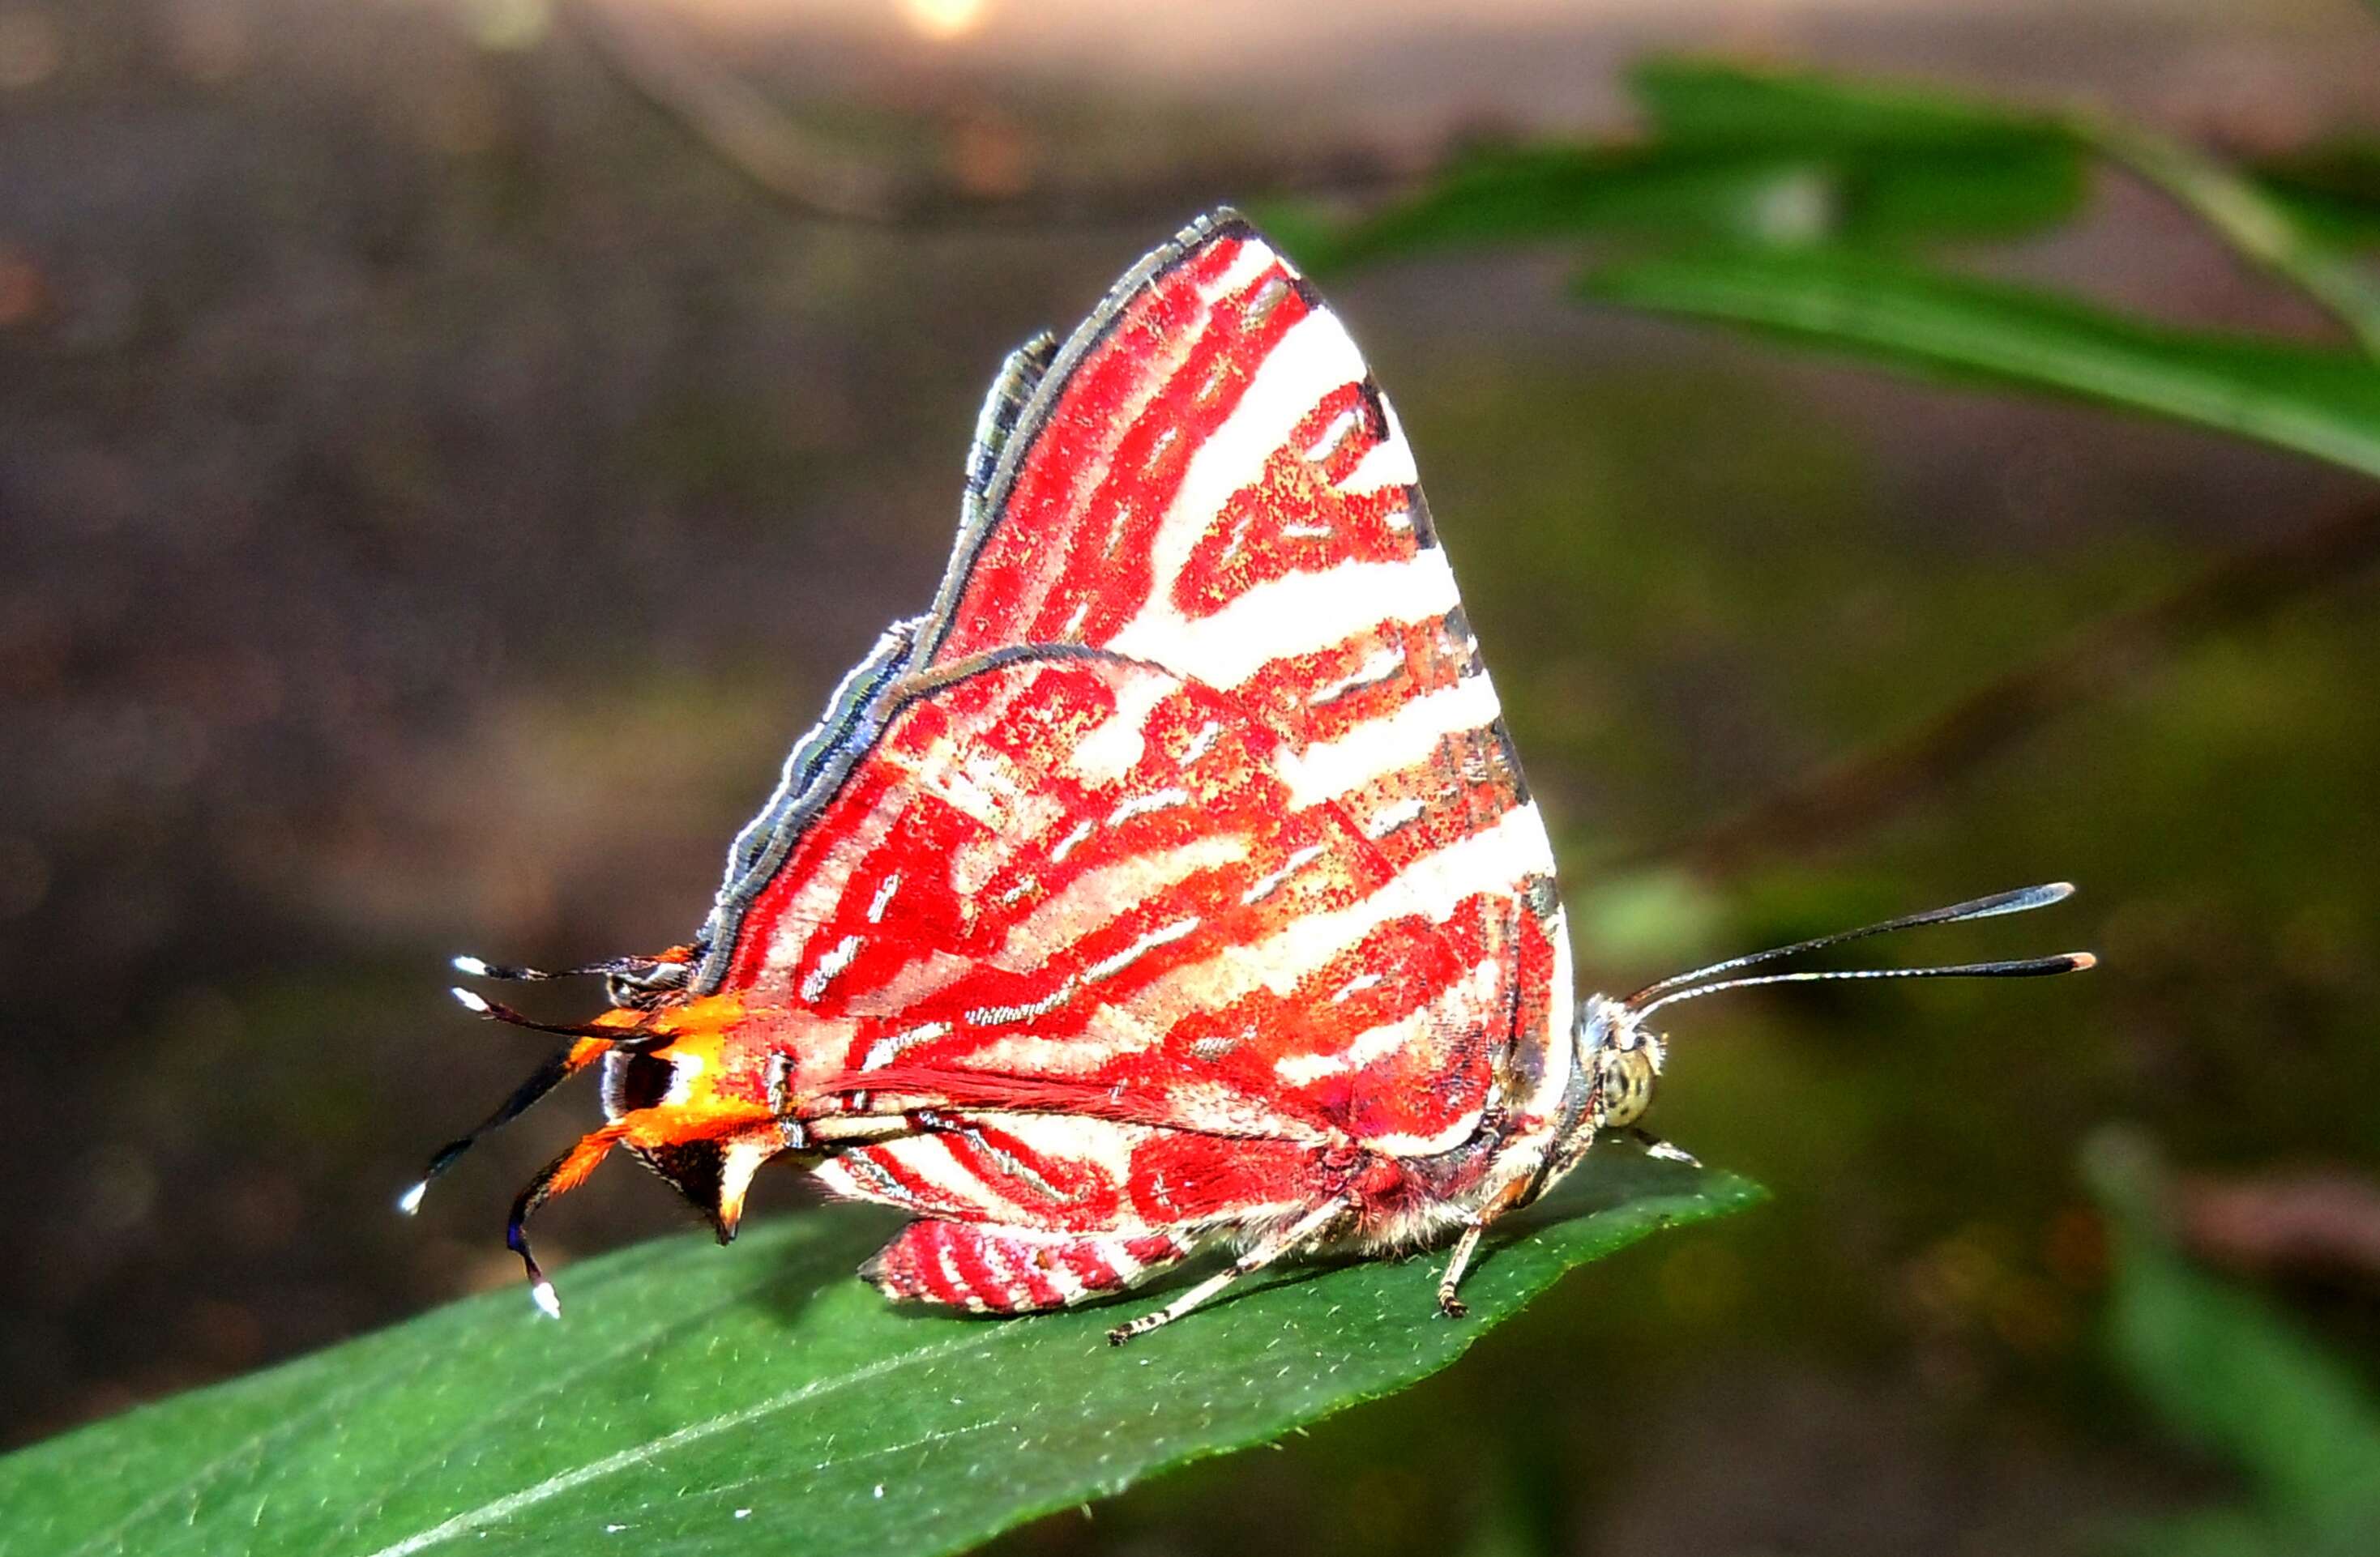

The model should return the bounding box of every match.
[915,206,1259,661]
[963,331,1059,518]
[687,616,921,995]
[685,208,1258,996]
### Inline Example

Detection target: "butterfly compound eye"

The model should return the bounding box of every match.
[1596,1046,1659,1129]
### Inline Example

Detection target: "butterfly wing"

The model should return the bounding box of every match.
[689,211,1575,1174]
[926,212,1459,704]
[714,651,1517,1142]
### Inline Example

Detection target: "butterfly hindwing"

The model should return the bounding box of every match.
[711,649,1551,1158]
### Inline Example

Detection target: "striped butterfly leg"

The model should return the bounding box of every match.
[1429,1134,1706,1320]
[863,1220,1195,1314]
[1105,1199,1353,1347]
[1434,1222,1488,1320]
[1433,1170,1540,1319]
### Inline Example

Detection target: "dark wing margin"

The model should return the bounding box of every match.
[688,618,921,995]
[918,207,1257,662]
[964,331,1059,524]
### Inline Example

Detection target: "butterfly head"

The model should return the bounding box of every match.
[1578,995,1665,1130]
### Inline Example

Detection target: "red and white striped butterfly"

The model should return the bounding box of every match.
[412,211,2090,1342]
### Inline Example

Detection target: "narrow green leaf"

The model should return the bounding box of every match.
[1294,140,2077,276]
[1628,55,2061,149]
[2074,114,2380,357]
[1282,144,1861,271]
[0,1156,1759,1557]
[1634,59,2380,354]
[2253,139,2380,249]
[1577,248,2380,480]
[1284,58,2083,275]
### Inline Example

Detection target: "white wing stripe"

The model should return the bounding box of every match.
[1273,954,1501,1086]
[1280,673,1503,808]
[1341,388,1418,493]
[1135,308,1366,625]
[1126,801,1553,1030]
[1199,236,1283,303]
[1109,552,1463,689]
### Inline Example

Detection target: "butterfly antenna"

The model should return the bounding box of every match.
[1630,952,2095,1021]
[1623,881,2080,1009]
[451,953,643,983]
[397,991,652,1217]
[398,1045,590,1215]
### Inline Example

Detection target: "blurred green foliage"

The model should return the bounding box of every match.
[1271,60,2087,268]
[1579,251,2380,477]
[1284,60,2380,458]
[2090,1132,2380,1557]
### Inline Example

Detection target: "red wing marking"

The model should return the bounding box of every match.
[863,1220,1194,1313]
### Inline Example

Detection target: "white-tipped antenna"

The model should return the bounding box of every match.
[451,953,626,982]
[1624,881,2079,1011]
[530,1278,563,1320]
[397,1179,429,1216]
[1631,951,2096,1020]
[449,984,656,1044]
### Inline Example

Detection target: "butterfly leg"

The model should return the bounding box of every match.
[1434,1168,1539,1318]
[1435,1222,1486,1319]
[1628,1126,1701,1168]
[1106,1199,1352,1346]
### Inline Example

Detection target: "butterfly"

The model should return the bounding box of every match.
[408,210,2091,1343]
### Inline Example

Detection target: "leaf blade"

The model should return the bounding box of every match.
[1,1156,1760,1557]
[1278,57,2087,275]
[1575,248,2380,480]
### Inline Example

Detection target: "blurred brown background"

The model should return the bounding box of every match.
[6,2,2380,1553]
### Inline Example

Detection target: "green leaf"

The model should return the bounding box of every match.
[2086,1131,2380,1539]
[1628,55,2059,150]
[1632,61,2380,354]
[1288,59,2082,273]
[2253,138,2380,249]
[1577,248,2380,480]
[0,1156,1759,1557]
